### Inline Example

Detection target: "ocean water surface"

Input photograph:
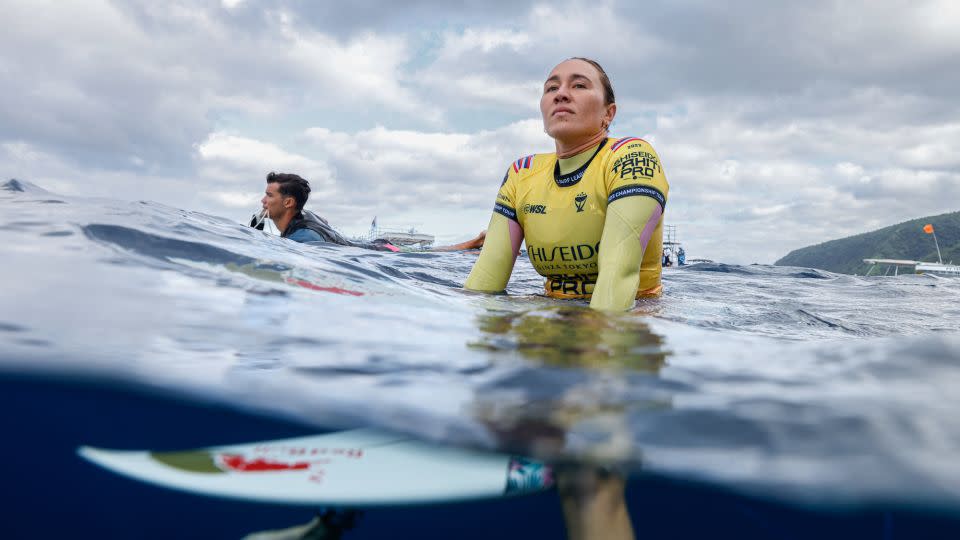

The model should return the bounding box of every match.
[2,178,960,538]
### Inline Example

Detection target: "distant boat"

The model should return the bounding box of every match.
[863,222,958,276]
[865,259,960,276]
[662,225,688,266]
[374,228,435,249]
[915,262,960,276]
[359,218,435,249]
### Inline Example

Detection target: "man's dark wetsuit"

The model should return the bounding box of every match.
[252,210,396,251]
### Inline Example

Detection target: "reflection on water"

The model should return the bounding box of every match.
[470,307,672,464]
[472,306,669,371]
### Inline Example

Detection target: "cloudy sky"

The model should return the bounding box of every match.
[3,0,959,263]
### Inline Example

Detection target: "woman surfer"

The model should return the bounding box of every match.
[465,57,670,540]
[465,58,668,311]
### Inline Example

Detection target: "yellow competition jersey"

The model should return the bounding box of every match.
[478,136,669,302]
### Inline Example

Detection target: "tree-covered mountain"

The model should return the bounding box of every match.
[775,211,960,274]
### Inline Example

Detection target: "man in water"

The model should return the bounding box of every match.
[251,172,345,244]
[250,171,486,251]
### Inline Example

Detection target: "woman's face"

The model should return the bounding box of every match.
[540,59,614,143]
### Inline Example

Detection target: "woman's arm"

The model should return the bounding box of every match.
[465,165,525,292]
[430,230,486,252]
[464,213,522,292]
[590,196,662,310]
[591,138,669,310]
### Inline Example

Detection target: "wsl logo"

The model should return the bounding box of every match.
[574,192,588,212]
[523,204,548,215]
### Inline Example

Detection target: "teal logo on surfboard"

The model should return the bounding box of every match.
[505,457,554,494]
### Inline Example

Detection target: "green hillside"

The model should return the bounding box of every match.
[775,211,960,274]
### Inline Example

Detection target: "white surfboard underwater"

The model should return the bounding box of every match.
[79,429,554,506]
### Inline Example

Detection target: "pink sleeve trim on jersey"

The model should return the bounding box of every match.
[638,205,663,251]
[508,220,524,256]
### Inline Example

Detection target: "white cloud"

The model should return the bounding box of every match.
[417,73,543,109]
[300,121,553,226]
[438,28,532,57]
[197,133,326,175]
[221,0,246,10]
[901,129,960,169]
[201,190,260,209]
[278,19,436,120]
[1,0,437,172]
[836,162,865,178]
[193,133,336,215]
[750,204,792,217]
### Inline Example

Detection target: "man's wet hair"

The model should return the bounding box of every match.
[266,172,311,211]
